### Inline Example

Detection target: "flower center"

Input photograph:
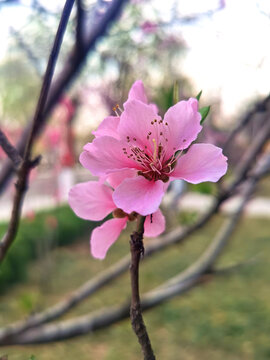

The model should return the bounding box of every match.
[121,113,183,182]
[122,136,180,183]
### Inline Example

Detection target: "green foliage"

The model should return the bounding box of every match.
[195,90,210,124]
[173,81,179,105]
[0,57,40,124]
[199,106,211,124]
[189,182,216,195]
[154,85,174,111]
[178,211,198,226]
[195,90,202,101]
[0,206,93,293]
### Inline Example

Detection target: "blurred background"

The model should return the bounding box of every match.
[0,0,270,359]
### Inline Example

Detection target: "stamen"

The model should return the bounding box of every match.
[116,104,123,113]
[152,138,157,161]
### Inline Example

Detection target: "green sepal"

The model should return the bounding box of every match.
[196,90,202,101]
[199,106,210,124]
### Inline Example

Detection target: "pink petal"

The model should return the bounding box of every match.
[79,137,139,176]
[92,116,120,139]
[127,80,148,103]
[90,218,127,259]
[172,143,228,184]
[119,100,162,152]
[144,209,165,237]
[149,103,159,114]
[106,169,137,189]
[113,176,165,216]
[68,181,116,221]
[163,98,202,155]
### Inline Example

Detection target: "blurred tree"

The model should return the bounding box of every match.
[0,56,39,125]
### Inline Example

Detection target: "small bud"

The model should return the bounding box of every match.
[113,208,127,218]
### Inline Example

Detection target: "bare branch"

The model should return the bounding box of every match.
[0,0,129,193]
[129,216,155,360]
[76,0,86,49]
[0,138,269,342]
[0,128,22,168]
[0,0,75,264]
[1,154,269,345]
[2,164,263,345]
[223,93,270,152]
[226,117,270,193]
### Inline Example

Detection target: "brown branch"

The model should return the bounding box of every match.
[226,117,270,192]
[0,0,75,264]
[0,140,269,342]
[76,0,86,49]
[130,216,155,360]
[0,129,22,168]
[2,163,263,346]
[0,0,128,193]
[1,155,269,346]
[223,93,270,152]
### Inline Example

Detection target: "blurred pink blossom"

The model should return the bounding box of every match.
[141,21,158,34]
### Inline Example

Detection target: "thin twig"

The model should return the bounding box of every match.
[0,129,22,169]
[0,0,75,264]
[130,216,155,360]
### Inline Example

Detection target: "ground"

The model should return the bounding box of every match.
[0,214,270,360]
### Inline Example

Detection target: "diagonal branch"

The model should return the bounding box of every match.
[223,93,270,152]
[0,136,269,342]
[0,153,269,345]
[0,129,22,169]
[0,0,75,264]
[76,0,86,49]
[0,0,129,193]
[1,160,264,345]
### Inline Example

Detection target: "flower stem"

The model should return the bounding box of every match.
[130,215,156,360]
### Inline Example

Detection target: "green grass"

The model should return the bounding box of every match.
[0,214,269,359]
[0,205,95,292]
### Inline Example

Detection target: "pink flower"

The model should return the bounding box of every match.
[80,81,228,216]
[141,21,158,34]
[68,181,165,259]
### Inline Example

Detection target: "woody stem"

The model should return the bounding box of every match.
[130,215,156,360]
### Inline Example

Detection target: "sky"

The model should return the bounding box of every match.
[1,0,270,122]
